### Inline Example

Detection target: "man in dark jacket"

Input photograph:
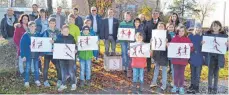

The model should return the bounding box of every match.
[73,7,84,31]
[1,8,18,39]
[29,4,39,21]
[144,10,161,72]
[101,8,119,56]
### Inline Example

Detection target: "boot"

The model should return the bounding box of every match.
[139,83,144,94]
[208,87,212,94]
[195,85,199,93]
[85,80,91,86]
[131,83,138,94]
[187,84,195,94]
[212,88,217,94]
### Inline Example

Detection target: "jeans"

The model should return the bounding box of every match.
[19,56,34,74]
[152,64,167,88]
[173,64,186,87]
[43,55,61,81]
[93,36,99,59]
[80,59,92,80]
[59,60,76,85]
[120,41,130,70]
[132,68,144,83]
[208,56,219,89]
[190,64,202,87]
[24,58,39,82]
[105,36,116,53]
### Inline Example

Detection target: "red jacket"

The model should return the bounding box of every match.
[171,35,193,65]
[13,24,26,56]
[131,57,147,68]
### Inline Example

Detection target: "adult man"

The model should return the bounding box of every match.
[101,8,119,56]
[1,8,17,38]
[49,6,66,30]
[144,10,161,72]
[29,4,39,21]
[72,7,83,31]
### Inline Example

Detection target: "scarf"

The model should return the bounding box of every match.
[6,15,15,26]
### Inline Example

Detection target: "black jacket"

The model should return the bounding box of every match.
[0,14,18,38]
[144,18,161,42]
[101,18,119,40]
[55,34,76,44]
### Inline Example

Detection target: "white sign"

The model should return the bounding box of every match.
[31,37,52,52]
[117,28,135,41]
[77,36,99,51]
[53,44,75,60]
[130,43,151,58]
[168,43,191,58]
[151,30,167,51]
[202,36,228,54]
[108,59,121,70]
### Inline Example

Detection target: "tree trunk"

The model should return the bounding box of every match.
[47,0,53,16]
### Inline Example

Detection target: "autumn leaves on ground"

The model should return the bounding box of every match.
[0,41,228,94]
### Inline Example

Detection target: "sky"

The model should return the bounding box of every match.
[160,0,229,27]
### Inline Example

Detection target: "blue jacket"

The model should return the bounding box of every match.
[34,18,48,33]
[20,31,41,61]
[101,18,119,40]
[204,33,228,68]
[135,24,145,41]
[86,14,102,38]
[40,28,61,55]
[189,34,204,66]
[75,16,84,31]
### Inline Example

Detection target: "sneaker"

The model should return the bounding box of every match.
[24,82,30,88]
[58,85,67,92]
[85,80,91,86]
[80,80,85,87]
[56,80,62,88]
[44,80,50,87]
[150,83,157,87]
[71,84,77,90]
[39,69,43,75]
[179,87,185,94]
[171,86,177,93]
[35,80,41,86]
[161,86,166,90]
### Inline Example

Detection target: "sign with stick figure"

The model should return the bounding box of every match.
[202,36,228,54]
[168,43,191,58]
[130,43,151,57]
[77,36,99,51]
[151,30,167,51]
[53,44,75,60]
[31,37,52,52]
[117,28,135,41]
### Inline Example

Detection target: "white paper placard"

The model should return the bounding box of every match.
[53,44,75,60]
[31,37,52,52]
[202,36,228,54]
[168,43,191,58]
[117,28,135,41]
[77,36,99,51]
[151,30,167,51]
[130,43,151,57]
[108,58,121,70]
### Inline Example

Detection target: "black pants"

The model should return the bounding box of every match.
[147,58,151,72]
[43,55,62,81]
[208,56,219,90]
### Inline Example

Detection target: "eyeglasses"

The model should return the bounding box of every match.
[92,10,97,11]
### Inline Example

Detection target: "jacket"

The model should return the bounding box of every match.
[86,14,102,38]
[171,35,193,65]
[29,12,39,21]
[0,14,18,38]
[135,24,145,40]
[69,24,80,42]
[144,18,161,42]
[78,32,94,60]
[20,31,40,61]
[34,18,48,33]
[49,14,66,30]
[75,16,84,31]
[101,18,119,40]
[13,24,27,56]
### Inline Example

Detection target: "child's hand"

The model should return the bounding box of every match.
[166,43,170,47]
[201,41,205,45]
[22,57,26,62]
[225,42,229,47]
[39,56,42,60]
[189,43,193,47]
[50,40,54,44]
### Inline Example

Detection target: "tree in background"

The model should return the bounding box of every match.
[47,0,53,16]
[87,0,113,17]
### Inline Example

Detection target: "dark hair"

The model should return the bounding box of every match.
[32,4,38,7]
[207,20,224,34]
[18,14,30,24]
[134,18,141,23]
[38,9,47,18]
[124,11,132,16]
[73,7,78,11]
[169,13,180,27]
[48,17,56,22]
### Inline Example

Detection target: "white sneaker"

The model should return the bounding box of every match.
[56,80,62,88]
[71,84,77,91]
[24,82,30,88]
[150,83,157,87]
[58,85,67,92]
[35,80,41,86]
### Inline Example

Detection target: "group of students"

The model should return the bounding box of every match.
[1,4,228,94]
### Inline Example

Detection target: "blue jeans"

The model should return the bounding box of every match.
[132,68,144,83]
[190,64,202,86]
[152,64,167,88]
[120,41,130,70]
[93,36,99,59]
[60,60,76,85]
[80,59,92,80]
[208,56,219,89]
[24,58,39,82]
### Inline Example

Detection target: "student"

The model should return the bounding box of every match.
[203,21,229,94]
[57,25,77,91]
[187,24,204,94]
[13,14,30,76]
[20,21,41,87]
[168,13,180,28]
[67,13,81,43]
[41,17,62,87]
[119,11,134,77]
[170,25,193,94]
[130,32,147,94]
[134,18,145,40]
[150,22,171,91]
[79,26,95,87]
